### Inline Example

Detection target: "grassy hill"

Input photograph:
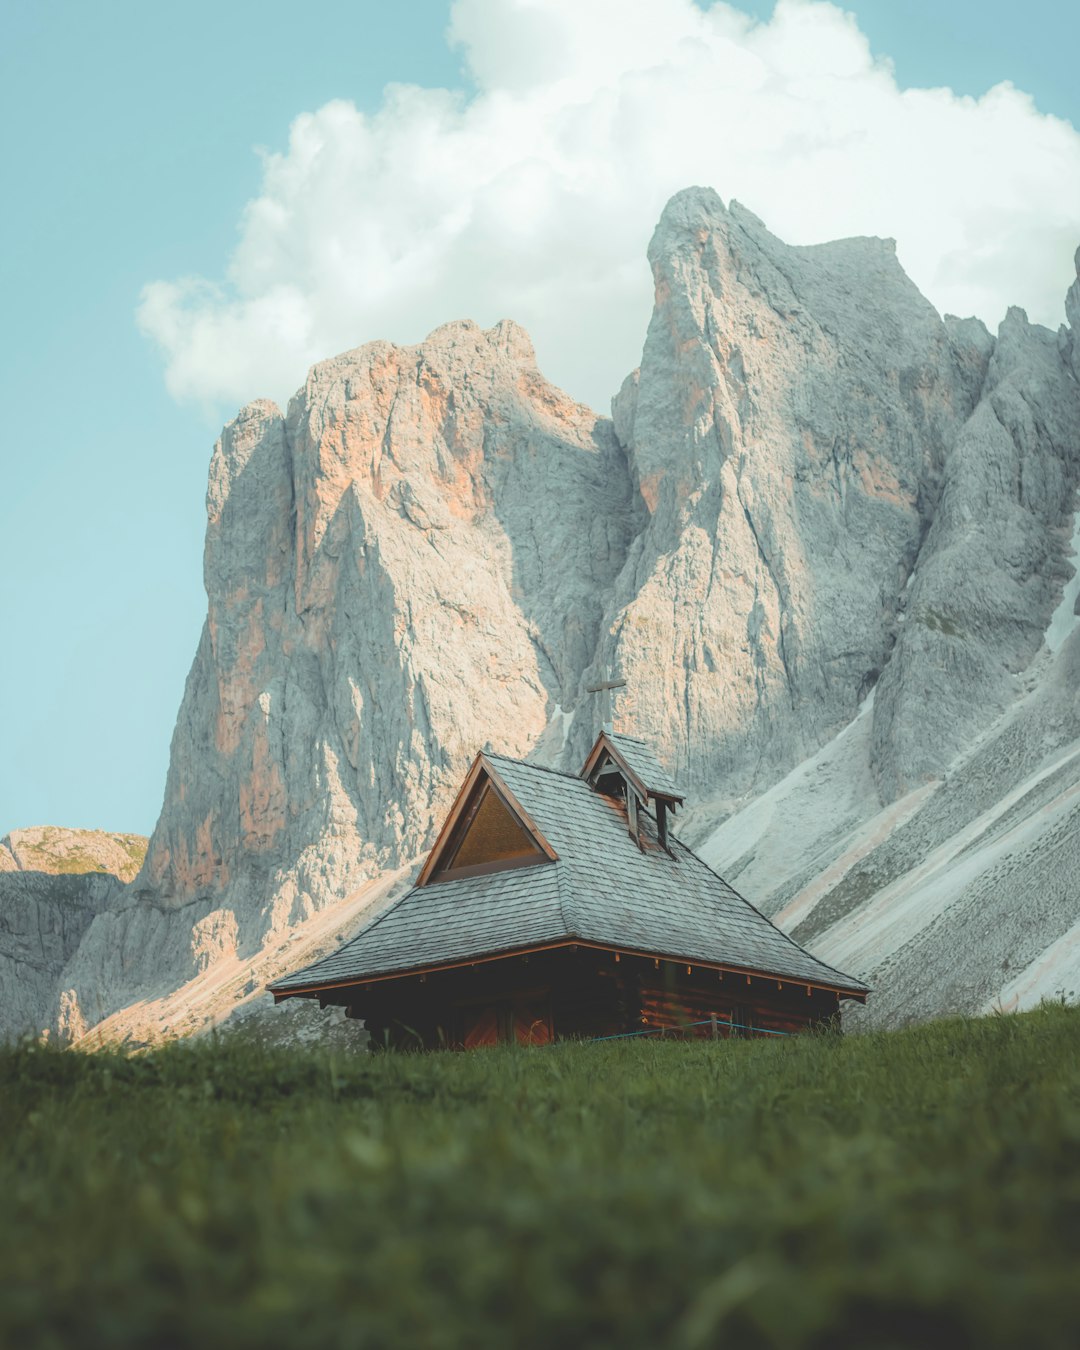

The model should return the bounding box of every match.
[2,1006,1079,1348]
[1,825,147,881]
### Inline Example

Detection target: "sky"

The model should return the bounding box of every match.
[2,0,1079,839]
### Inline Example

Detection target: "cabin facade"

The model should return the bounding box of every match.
[270,731,868,1047]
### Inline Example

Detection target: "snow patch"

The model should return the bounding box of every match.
[530,704,575,768]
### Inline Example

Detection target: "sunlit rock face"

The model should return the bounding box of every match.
[166,317,641,899]
[10,187,1080,1042]
[146,318,636,916]
[47,319,636,1036]
[586,188,1079,806]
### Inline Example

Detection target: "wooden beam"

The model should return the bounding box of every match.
[482,759,560,864]
[627,788,641,848]
[426,853,554,885]
[414,753,486,887]
[271,939,869,1002]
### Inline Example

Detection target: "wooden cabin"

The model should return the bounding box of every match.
[269,730,868,1047]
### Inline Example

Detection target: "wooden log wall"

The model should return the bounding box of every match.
[632,958,840,1038]
[317,946,843,1049]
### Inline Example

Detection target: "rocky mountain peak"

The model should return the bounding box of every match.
[5,189,1079,1046]
[1064,245,1080,382]
[593,181,997,802]
[107,316,636,988]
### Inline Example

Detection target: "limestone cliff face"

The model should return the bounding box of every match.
[584,190,1079,807]
[143,318,633,921]
[586,190,981,800]
[9,187,1079,1043]
[872,307,1080,799]
[49,320,635,1035]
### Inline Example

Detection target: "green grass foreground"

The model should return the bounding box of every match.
[2,1007,1079,1349]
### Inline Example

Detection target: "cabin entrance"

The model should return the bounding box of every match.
[459,994,552,1048]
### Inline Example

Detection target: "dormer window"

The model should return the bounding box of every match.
[581,730,684,854]
[433,780,544,880]
[417,759,557,886]
[592,764,628,802]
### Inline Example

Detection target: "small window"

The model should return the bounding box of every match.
[590,752,629,801]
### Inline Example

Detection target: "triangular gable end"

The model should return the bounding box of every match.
[580,731,683,805]
[416,755,558,887]
[581,732,650,802]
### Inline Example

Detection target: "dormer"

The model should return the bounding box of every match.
[416,755,558,886]
[580,730,684,851]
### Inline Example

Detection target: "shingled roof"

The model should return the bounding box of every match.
[604,731,684,801]
[270,752,867,999]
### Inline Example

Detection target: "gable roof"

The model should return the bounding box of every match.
[582,730,684,802]
[270,753,868,1000]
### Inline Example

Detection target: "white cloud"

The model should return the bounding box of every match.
[137,0,1080,416]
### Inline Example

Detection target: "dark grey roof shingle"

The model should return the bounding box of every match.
[605,731,684,800]
[271,753,867,997]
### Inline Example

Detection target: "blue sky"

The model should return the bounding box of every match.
[2,0,1078,839]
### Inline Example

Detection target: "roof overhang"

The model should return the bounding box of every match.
[269,937,869,1003]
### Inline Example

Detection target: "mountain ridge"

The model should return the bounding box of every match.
[3,187,1078,1044]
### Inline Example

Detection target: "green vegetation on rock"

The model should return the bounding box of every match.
[2,1006,1079,1348]
[8,826,147,882]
